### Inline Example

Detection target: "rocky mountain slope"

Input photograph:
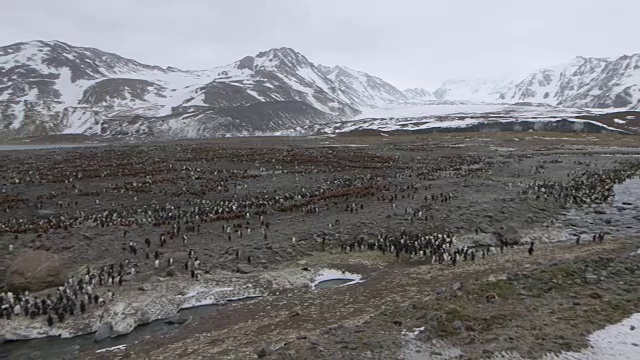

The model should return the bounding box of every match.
[507,56,612,106]
[318,65,411,108]
[0,41,409,138]
[403,88,435,102]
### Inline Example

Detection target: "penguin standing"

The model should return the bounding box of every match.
[528,242,535,256]
[47,314,54,327]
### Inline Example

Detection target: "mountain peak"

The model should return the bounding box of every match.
[253,47,312,69]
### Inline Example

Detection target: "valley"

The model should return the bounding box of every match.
[0,132,639,359]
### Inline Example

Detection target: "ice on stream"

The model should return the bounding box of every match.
[310,268,363,289]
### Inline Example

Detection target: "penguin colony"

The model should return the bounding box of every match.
[1,266,116,326]
[0,143,639,330]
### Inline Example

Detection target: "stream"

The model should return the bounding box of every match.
[0,297,258,360]
[559,177,640,239]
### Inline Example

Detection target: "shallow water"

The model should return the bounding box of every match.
[0,297,257,359]
[560,177,640,239]
[314,278,355,289]
[0,144,103,151]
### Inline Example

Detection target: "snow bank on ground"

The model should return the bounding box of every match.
[96,344,127,353]
[400,313,640,359]
[177,286,263,309]
[545,313,640,360]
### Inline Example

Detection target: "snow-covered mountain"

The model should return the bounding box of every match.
[317,64,410,108]
[563,54,640,109]
[0,40,413,138]
[507,56,611,106]
[433,75,520,102]
[430,54,640,112]
[403,88,435,102]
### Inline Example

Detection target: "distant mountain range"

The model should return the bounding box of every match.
[1,40,639,138]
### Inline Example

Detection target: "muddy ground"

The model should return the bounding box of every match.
[1,132,640,359]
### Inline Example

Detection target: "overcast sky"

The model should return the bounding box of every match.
[1,0,637,89]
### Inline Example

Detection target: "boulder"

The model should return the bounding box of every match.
[28,240,51,251]
[5,250,67,292]
[256,347,270,358]
[111,307,153,336]
[165,315,191,325]
[494,224,522,245]
[584,273,599,285]
[594,206,607,215]
[236,264,255,274]
[95,322,113,342]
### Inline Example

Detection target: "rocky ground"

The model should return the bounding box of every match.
[0,132,639,359]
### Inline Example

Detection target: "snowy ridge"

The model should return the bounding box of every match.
[318,65,411,108]
[404,88,435,102]
[507,57,611,106]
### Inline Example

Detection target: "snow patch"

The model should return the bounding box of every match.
[96,344,127,353]
[544,312,640,360]
[177,286,262,309]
